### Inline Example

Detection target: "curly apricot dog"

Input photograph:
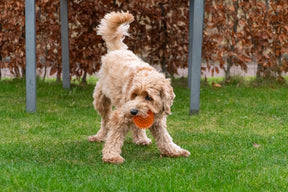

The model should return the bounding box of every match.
[88,12,190,164]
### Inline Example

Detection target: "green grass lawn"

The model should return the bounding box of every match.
[0,78,288,191]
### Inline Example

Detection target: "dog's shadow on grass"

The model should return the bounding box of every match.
[87,138,166,164]
[56,138,166,165]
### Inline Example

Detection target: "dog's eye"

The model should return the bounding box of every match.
[131,93,137,99]
[145,95,153,101]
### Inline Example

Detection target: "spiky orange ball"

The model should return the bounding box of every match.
[133,110,155,129]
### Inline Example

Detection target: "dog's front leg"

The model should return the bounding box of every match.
[150,117,190,158]
[102,111,129,164]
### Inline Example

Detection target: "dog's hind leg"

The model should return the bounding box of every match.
[131,125,152,146]
[149,117,190,157]
[88,84,112,142]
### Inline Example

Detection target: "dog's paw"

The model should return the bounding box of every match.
[180,149,191,157]
[88,135,105,142]
[134,138,152,146]
[173,149,190,157]
[162,148,191,158]
[102,154,125,164]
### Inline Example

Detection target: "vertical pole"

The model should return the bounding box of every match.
[60,0,70,89]
[25,0,37,113]
[188,0,204,115]
[188,0,194,87]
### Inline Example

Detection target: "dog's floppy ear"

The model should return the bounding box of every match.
[161,80,175,115]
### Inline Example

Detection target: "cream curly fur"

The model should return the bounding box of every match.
[88,11,190,164]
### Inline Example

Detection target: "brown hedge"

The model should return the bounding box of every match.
[0,0,287,81]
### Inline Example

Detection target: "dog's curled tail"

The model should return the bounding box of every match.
[97,11,134,51]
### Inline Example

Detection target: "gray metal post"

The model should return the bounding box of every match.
[188,0,204,115]
[25,0,37,113]
[60,0,70,89]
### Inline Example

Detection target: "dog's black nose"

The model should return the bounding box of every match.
[130,109,138,116]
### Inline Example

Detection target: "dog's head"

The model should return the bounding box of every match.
[124,71,175,118]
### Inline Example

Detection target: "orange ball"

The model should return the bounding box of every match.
[133,110,155,129]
